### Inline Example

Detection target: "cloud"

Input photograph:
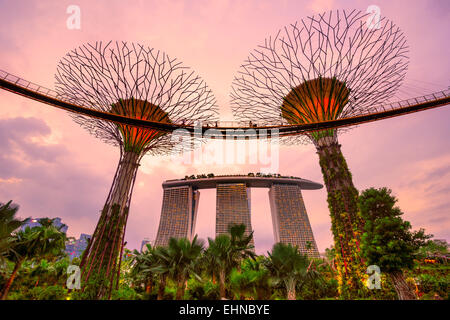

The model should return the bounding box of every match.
[0,117,111,239]
[394,153,450,235]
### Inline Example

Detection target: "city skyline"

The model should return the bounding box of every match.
[0,0,449,255]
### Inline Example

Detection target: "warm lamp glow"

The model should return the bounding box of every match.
[281,77,349,125]
[111,98,171,153]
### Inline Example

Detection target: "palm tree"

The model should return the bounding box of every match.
[228,224,256,264]
[230,267,254,299]
[151,246,172,300]
[264,243,313,300]
[0,201,28,265]
[201,224,256,299]
[230,258,271,300]
[244,257,272,300]
[29,259,53,287]
[204,234,238,299]
[130,244,158,294]
[0,218,67,300]
[153,236,204,300]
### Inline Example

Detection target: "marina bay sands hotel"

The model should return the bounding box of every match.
[154,174,322,258]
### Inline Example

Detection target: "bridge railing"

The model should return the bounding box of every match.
[0,70,60,99]
[386,90,448,110]
[1,69,449,129]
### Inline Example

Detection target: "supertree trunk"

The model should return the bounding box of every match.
[389,271,416,300]
[314,135,366,298]
[229,10,409,299]
[79,149,140,299]
[53,41,218,299]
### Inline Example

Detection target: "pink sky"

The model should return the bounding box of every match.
[0,0,449,254]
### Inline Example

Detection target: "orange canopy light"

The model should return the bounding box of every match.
[111,98,171,152]
[281,77,349,125]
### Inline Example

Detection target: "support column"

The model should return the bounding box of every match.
[269,183,320,258]
[155,186,199,247]
[216,183,253,245]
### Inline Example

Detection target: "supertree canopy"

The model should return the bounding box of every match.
[55,41,218,299]
[230,10,409,297]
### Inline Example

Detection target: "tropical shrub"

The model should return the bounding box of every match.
[111,286,140,300]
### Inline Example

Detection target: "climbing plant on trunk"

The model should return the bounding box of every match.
[230,10,409,298]
[55,41,218,299]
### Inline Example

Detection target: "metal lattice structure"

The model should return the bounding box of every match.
[230,9,409,144]
[230,10,410,297]
[53,41,218,299]
[55,41,218,155]
[1,69,448,138]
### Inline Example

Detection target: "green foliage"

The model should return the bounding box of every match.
[0,201,28,266]
[186,279,220,300]
[129,244,158,290]
[152,236,204,299]
[416,239,449,260]
[6,283,68,300]
[79,203,129,299]
[416,273,448,298]
[71,272,111,300]
[1,200,444,301]
[298,277,339,300]
[1,217,68,299]
[359,187,432,273]
[324,246,335,263]
[30,285,68,300]
[230,264,271,300]
[111,286,140,300]
[11,218,68,263]
[202,224,256,298]
[317,143,366,298]
[265,243,317,299]
[228,224,256,261]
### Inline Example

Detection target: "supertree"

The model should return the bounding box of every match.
[230,10,409,297]
[55,41,218,299]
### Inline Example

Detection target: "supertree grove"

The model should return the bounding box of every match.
[230,10,409,297]
[55,41,218,299]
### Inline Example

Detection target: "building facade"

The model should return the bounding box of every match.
[154,185,200,247]
[19,217,91,260]
[21,217,68,233]
[140,238,153,252]
[216,183,254,246]
[66,233,91,260]
[269,184,320,257]
[154,174,322,257]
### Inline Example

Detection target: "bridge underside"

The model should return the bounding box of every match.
[1,72,448,138]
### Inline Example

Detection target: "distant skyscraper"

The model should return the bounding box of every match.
[65,233,91,260]
[216,183,254,245]
[269,184,319,258]
[21,217,68,234]
[19,217,91,259]
[140,238,153,252]
[154,185,200,247]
